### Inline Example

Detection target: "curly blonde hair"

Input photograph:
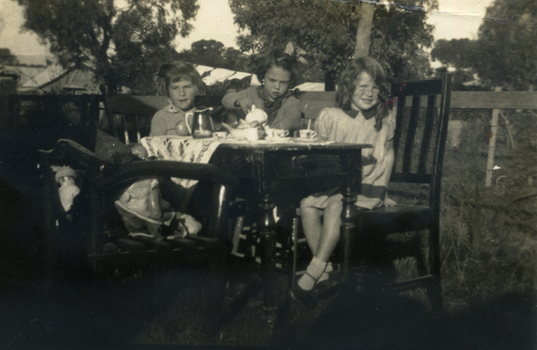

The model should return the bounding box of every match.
[336,57,390,131]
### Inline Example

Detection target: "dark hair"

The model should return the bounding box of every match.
[336,57,390,131]
[155,62,205,97]
[255,49,299,88]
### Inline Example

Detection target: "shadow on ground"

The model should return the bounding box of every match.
[274,286,536,350]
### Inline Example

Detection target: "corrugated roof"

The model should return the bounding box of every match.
[20,64,68,89]
[20,64,100,93]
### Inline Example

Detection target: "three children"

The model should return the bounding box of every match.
[147,56,395,296]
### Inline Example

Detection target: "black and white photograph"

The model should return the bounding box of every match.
[0,0,535,348]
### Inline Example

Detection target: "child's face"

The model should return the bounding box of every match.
[168,79,198,111]
[351,72,380,111]
[263,66,291,101]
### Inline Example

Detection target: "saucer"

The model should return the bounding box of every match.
[266,137,292,143]
[292,137,319,143]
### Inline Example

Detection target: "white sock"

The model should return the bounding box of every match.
[317,262,333,283]
[297,257,327,291]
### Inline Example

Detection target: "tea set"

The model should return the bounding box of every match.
[175,107,319,143]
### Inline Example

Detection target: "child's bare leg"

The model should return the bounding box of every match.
[297,196,342,291]
[314,199,342,262]
[300,206,323,255]
[297,206,326,291]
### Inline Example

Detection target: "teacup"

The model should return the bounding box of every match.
[265,129,275,138]
[299,129,317,140]
[213,131,227,140]
[272,129,289,139]
[245,128,259,141]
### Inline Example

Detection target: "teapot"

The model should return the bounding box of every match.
[186,108,214,139]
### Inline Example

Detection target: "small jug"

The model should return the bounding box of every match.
[186,108,214,139]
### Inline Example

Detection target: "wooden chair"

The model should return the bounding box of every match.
[39,136,237,332]
[39,138,236,264]
[290,74,452,311]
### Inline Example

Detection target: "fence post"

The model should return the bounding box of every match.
[485,87,502,187]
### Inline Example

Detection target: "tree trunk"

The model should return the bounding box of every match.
[354,2,375,58]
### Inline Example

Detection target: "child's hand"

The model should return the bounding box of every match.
[235,98,254,114]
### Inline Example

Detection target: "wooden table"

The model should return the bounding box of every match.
[209,141,372,313]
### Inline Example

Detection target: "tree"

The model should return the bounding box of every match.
[431,39,482,90]
[176,39,253,71]
[431,0,536,90]
[175,39,254,96]
[0,48,19,66]
[354,2,375,58]
[229,0,438,88]
[16,0,199,93]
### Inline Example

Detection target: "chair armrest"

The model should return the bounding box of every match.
[39,139,107,170]
[96,160,238,191]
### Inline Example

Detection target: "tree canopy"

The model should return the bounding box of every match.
[0,48,19,66]
[16,0,199,93]
[431,0,536,90]
[176,39,253,72]
[229,0,438,86]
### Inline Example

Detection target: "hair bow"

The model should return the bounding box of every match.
[282,42,309,66]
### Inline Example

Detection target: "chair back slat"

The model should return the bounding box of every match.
[392,91,406,162]
[390,74,451,207]
[10,94,101,151]
[402,95,421,173]
[417,95,437,174]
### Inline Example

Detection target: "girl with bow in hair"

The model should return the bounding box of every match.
[222,43,307,133]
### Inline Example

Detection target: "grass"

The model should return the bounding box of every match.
[439,186,536,310]
[437,114,537,312]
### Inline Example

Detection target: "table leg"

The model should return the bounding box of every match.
[258,193,277,320]
[208,184,231,241]
[251,151,279,318]
[340,152,361,282]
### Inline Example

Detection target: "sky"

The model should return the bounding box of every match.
[0,0,495,58]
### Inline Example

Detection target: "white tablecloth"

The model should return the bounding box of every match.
[141,136,225,189]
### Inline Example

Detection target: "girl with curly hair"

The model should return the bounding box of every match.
[292,57,396,300]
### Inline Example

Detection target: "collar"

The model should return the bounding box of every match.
[163,103,195,114]
[344,108,360,119]
[344,107,376,120]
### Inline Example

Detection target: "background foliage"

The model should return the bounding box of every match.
[176,39,253,72]
[0,48,20,66]
[229,0,438,87]
[431,0,536,90]
[16,0,200,94]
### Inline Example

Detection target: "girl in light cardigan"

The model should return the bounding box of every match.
[292,57,396,300]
